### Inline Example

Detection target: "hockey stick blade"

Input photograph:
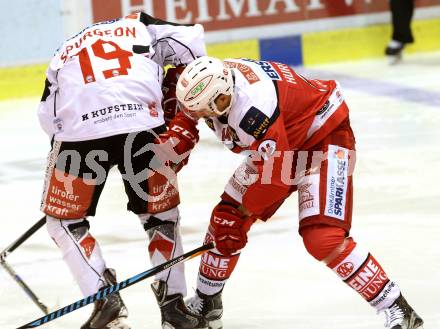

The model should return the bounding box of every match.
[17,242,215,329]
[1,216,46,262]
[1,261,49,315]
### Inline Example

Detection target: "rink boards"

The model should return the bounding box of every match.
[1,14,440,101]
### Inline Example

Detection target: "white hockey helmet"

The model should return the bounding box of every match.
[176,56,234,116]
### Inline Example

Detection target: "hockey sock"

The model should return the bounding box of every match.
[196,231,240,296]
[139,207,187,296]
[302,224,401,310]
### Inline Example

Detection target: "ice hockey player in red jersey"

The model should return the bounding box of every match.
[38,12,207,329]
[160,56,424,329]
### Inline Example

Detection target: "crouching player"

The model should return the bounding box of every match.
[159,56,424,329]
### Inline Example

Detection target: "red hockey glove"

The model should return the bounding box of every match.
[210,203,253,256]
[154,111,199,172]
[162,66,185,124]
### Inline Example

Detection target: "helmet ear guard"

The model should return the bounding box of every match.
[176,56,234,116]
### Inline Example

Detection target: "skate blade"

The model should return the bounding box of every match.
[106,317,131,329]
[162,322,208,329]
[387,53,402,65]
[209,319,223,329]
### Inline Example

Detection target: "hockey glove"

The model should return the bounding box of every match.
[162,66,185,124]
[154,111,199,172]
[210,203,253,256]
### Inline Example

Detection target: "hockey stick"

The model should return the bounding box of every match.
[1,216,49,314]
[1,260,49,314]
[0,216,46,262]
[17,241,215,329]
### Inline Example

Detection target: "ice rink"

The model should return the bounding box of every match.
[1,52,439,329]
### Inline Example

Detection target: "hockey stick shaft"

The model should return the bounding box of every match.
[1,261,49,314]
[17,242,215,329]
[1,216,48,314]
[1,216,46,261]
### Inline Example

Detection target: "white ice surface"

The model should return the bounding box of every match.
[1,52,439,329]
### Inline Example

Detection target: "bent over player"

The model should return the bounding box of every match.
[38,12,207,329]
[161,56,424,329]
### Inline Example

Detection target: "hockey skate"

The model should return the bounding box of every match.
[81,268,130,329]
[186,290,223,329]
[151,280,208,329]
[381,294,424,329]
[385,40,405,65]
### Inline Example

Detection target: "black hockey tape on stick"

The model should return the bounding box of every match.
[0,216,46,262]
[1,261,49,314]
[17,241,215,329]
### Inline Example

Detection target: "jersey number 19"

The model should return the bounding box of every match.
[77,39,133,84]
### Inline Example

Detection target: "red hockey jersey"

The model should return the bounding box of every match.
[205,58,348,215]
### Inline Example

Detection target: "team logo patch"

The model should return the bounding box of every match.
[336,262,355,277]
[257,139,277,160]
[80,234,96,259]
[297,174,320,221]
[234,162,258,186]
[332,244,368,280]
[239,106,274,140]
[148,101,158,117]
[225,162,258,203]
[324,145,349,221]
[53,118,64,134]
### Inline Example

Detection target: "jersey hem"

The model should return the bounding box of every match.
[52,124,164,142]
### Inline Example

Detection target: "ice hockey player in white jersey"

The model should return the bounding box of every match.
[158,56,424,329]
[38,12,207,329]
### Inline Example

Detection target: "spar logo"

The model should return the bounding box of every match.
[336,261,354,277]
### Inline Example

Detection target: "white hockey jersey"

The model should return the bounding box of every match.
[38,12,206,141]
